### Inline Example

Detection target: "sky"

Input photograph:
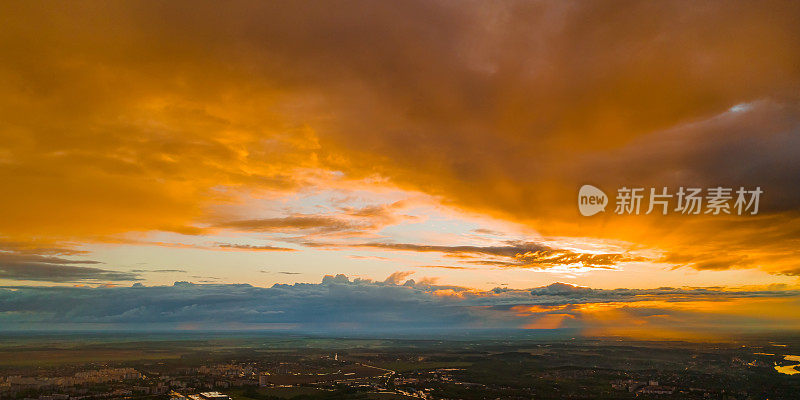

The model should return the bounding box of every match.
[1,1,800,337]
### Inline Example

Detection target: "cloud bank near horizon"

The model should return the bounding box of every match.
[2,274,799,339]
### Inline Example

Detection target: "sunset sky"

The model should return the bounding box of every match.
[1,1,800,337]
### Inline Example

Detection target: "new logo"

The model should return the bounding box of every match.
[578,185,607,216]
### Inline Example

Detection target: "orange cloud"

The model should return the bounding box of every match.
[1,1,799,280]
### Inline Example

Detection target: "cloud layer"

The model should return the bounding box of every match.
[349,242,640,270]
[0,247,139,282]
[2,274,799,339]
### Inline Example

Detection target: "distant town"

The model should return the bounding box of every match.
[1,334,799,399]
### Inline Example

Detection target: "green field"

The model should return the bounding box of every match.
[0,349,182,367]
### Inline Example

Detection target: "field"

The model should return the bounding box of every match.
[230,387,328,399]
[0,349,181,367]
[229,387,413,400]
[374,361,471,373]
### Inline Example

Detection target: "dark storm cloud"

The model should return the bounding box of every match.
[580,101,800,213]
